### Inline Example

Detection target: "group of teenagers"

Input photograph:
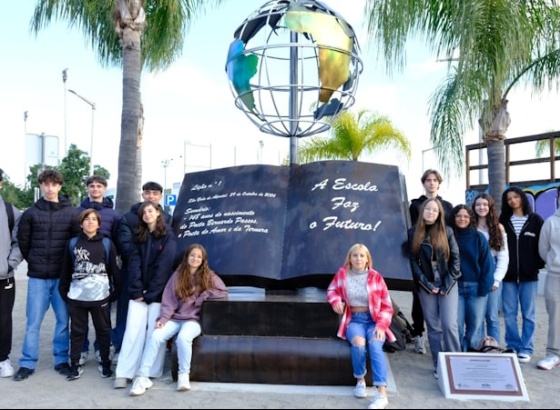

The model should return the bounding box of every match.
[326,169,560,410]
[2,167,560,408]
[0,168,228,397]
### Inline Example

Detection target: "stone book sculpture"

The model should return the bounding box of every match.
[172,160,413,291]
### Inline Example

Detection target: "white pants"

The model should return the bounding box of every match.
[115,300,166,379]
[138,320,201,377]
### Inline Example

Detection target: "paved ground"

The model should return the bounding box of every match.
[3,263,558,409]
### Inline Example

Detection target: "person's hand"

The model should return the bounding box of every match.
[492,285,498,292]
[431,287,440,294]
[134,296,144,302]
[156,321,163,329]
[333,302,345,315]
[373,328,386,341]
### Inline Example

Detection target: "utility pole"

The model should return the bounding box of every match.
[68,89,95,175]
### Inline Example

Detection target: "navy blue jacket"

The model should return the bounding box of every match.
[117,202,172,265]
[128,230,176,304]
[454,227,495,296]
[78,197,121,241]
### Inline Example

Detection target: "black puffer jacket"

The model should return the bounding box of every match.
[17,196,81,279]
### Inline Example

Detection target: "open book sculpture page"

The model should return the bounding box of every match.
[172,160,412,290]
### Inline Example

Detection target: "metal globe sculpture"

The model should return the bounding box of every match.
[225,0,363,140]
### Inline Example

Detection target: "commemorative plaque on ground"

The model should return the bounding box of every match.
[437,352,529,402]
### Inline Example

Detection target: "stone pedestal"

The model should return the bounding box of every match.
[171,287,371,385]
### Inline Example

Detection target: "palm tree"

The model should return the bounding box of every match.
[535,134,560,157]
[364,1,560,209]
[30,0,224,214]
[298,109,411,163]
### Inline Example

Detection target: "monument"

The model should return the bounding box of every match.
[171,0,411,385]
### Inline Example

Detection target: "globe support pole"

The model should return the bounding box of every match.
[289,30,299,165]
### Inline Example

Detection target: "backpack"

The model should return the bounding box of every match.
[383,299,414,353]
[69,236,111,264]
[4,201,14,233]
[475,336,504,353]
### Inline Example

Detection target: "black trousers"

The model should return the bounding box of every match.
[0,277,15,361]
[69,302,111,365]
[411,290,425,337]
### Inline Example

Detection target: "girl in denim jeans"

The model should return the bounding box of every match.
[327,243,394,410]
[499,187,544,363]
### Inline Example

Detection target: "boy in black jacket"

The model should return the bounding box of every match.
[13,170,80,381]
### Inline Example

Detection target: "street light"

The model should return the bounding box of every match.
[162,158,173,192]
[68,89,95,175]
[62,68,68,155]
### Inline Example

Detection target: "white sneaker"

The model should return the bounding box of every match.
[79,351,88,366]
[129,376,153,396]
[537,355,560,370]
[414,335,426,354]
[517,353,531,363]
[354,380,367,398]
[0,359,14,378]
[177,372,191,391]
[368,394,388,409]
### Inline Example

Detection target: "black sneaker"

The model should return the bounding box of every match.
[98,361,113,378]
[54,362,71,377]
[13,367,34,381]
[67,364,83,381]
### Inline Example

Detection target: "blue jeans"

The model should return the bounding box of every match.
[483,282,502,342]
[345,312,387,386]
[457,281,488,351]
[19,278,69,369]
[502,281,538,355]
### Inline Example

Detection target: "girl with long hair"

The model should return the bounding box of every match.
[471,193,508,343]
[113,201,177,388]
[449,204,494,351]
[129,244,227,396]
[408,198,461,378]
[327,243,394,409]
[499,187,544,363]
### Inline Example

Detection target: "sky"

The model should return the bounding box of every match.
[1,0,559,205]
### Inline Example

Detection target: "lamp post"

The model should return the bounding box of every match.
[161,158,173,193]
[62,68,68,155]
[68,89,95,175]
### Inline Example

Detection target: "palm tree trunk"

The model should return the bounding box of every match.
[487,140,506,211]
[481,99,510,211]
[114,0,145,214]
